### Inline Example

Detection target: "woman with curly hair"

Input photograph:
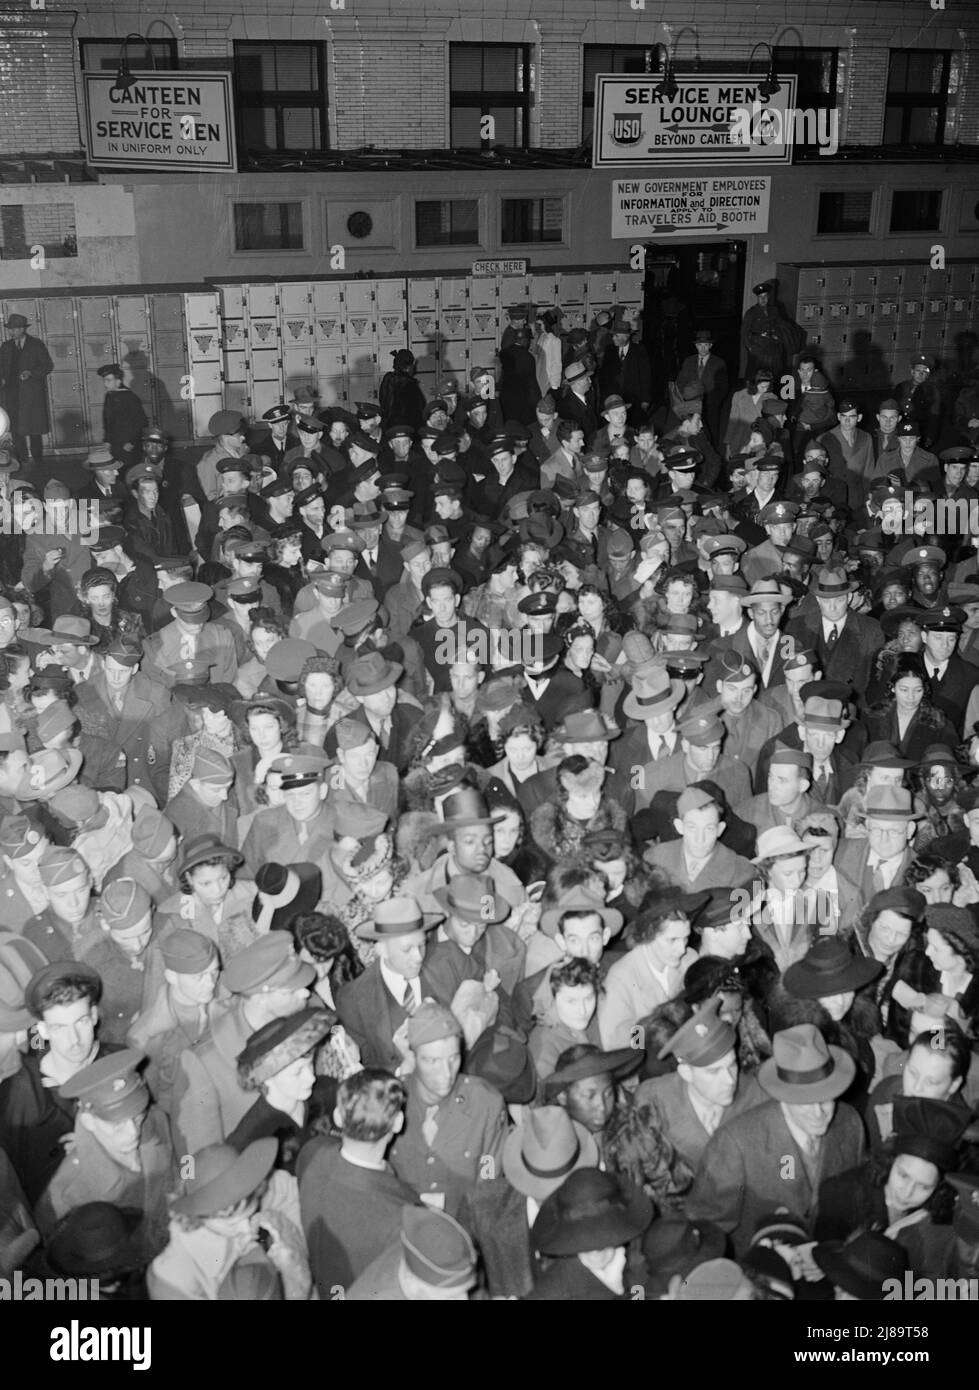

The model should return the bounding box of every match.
[815,1097,965,1279]
[484,781,551,886]
[864,653,958,762]
[484,702,547,806]
[0,643,33,738]
[920,903,979,1035]
[529,958,603,1080]
[581,827,654,928]
[156,836,259,963]
[235,607,291,699]
[866,606,925,705]
[560,620,603,700]
[231,694,299,816]
[262,523,308,616]
[529,754,628,864]
[598,886,702,1049]
[910,746,970,851]
[464,673,524,768]
[291,911,364,1082]
[905,844,959,904]
[845,886,928,1050]
[603,1097,694,1214]
[331,828,414,967]
[294,654,341,748]
[75,567,145,653]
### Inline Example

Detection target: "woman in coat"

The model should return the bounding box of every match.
[864,654,959,764]
[378,348,425,433]
[498,326,541,426]
[156,836,259,964]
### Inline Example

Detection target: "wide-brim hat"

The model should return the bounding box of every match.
[813,568,860,596]
[357,895,443,941]
[543,1045,642,1099]
[814,1232,908,1301]
[758,1023,855,1102]
[540,889,623,940]
[532,1168,652,1257]
[622,661,686,722]
[172,1138,278,1217]
[346,652,403,697]
[503,1107,599,1203]
[783,938,884,1000]
[46,1203,143,1278]
[18,749,84,801]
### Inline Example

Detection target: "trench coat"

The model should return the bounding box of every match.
[0,333,52,435]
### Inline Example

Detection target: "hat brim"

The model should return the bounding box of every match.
[539,901,623,938]
[346,663,403,698]
[502,1119,599,1203]
[622,682,686,723]
[432,884,509,924]
[34,632,99,648]
[357,912,443,941]
[758,1045,855,1102]
[813,1242,890,1301]
[179,843,244,877]
[172,1137,278,1217]
[533,1184,652,1256]
[19,749,84,801]
[782,956,884,999]
[544,1047,642,1097]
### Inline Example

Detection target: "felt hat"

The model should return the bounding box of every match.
[640,1217,727,1287]
[400,1206,476,1289]
[46,1203,142,1279]
[502,1106,599,1202]
[543,1043,642,1099]
[859,742,914,771]
[466,1025,538,1105]
[539,887,623,940]
[783,938,884,1000]
[814,1232,908,1302]
[20,749,84,801]
[35,615,98,648]
[532,1168,652,1256]
[890,1096,968,1171]
[438,787,504,829]
[208,410,247,437]
[172,1138,278,1217]
[751,826,809,863]
[433,873,509,926]
[178,833,243,878]
[863,785,918,821]
[758,1023,855,1103]
[345,650,403,697]
[741,578,791,607]
[550,708,619,744]
[357,895,442,942]
[222,932,314,996]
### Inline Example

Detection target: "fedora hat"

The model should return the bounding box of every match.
[357,894,442,942]
[345,650,403,698]
[864,784,920,821]
[35,615,99,648]
[543,1042,642,1099]
[640,1216,727,1287]
[813,566,859,596]
[502,1105,599,1203]
[172,1138,278,1218]
[623,660,686,722]
[433,873,509,925]
[531,1168,652,1257]
[751,825,809,863]
[540,886,623,940]
[46,1203,142,1279]
[466,1025,538,1105]
[814,1231,908,1301]
[783,938,884,1000]
[550,708,619,744]
[19,748,83,801]
[741,578,792,607]
[859,741,914,771]
[438,788,505,828]
[758,1023,855,1102]
[891,1096,970,1171]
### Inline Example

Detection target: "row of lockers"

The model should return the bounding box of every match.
[0,293,193,451]
[186,271,645,432]
[795,265,976,300]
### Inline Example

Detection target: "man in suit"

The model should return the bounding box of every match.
[0,313,53,466]
[798,810,862,938]
[77,445,128,505]
[786,567,884,696]
[508,632,589,733]
[141,581,238,688]
[644,787,755,894]
[517,707,635,818]
[676,329,729,445]
[527,394,562,466]
[335,897,442,1073]
[404,789,526,917]
[798,693,858,808]
[557,361,600,440]
[634,998,764,1171]
[716,578,792,694]
[170,933,314,1156]
[920,605,974,735]
[297,1068,419,1298]
[599,320,653,426]
[686,1024,866,1256]
[74,635,179,806]
[610,662,685,779]
[834,785,917,911]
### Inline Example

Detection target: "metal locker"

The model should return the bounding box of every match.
[923,294,946,319]
[441,341,469,375]
[798,302,823,325]
[558,274,588,305]
[822,268,852,298]
[408,278,438,312]
[0,297,36,327]
[530,274,558,305]
[468,277,497,311]
[48,372,88,450]
[185,294,220,330]
[874,299,899,322]
[46,334,78,375]
[311,346,345,409]
[590,270,619,303]
[901,267,927,296]
[819,325,847,354]
[826,302,849,323]
[313,282,345,315]
[469,307,497,341]
[850,268,877,297]
[948,294,973,320]
[279,283,312,318]
[40,299,76,339]
[282,347,314,403]
[222,381,250,417]
[344,282,375,316]
[797,268,825,298]
[918,327,945,353]
[849,300,873,324]
[948,265,975,294]
[439,306,467,341]
[245,285,277,319]
[438,279,468,310]
[501,274,530,308]
[876,269,903,296]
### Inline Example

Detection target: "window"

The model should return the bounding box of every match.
[235,42,327,156]
[233,202,304,252]
[582,46,653,142]
[501,197,564,244]
[889,190,942,234]
[817,191,873,235]
[0,205,77,260]
[79,38,177,71]
[415,200,479,248]
[772,46,839,153]
[450,44,531,149]
[884,51,952,146]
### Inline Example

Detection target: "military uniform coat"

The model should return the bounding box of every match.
[389,1072,507,1220]
[643,839,756,894]
[75,670,178,805]
[686,1097,866,1256]
[634,1070,767,1171]
[170,997,258,1156]
[142,620,238,688]
[239,802,335,877]
[128,989,213,1116]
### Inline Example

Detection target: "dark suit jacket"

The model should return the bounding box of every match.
[834,840,915,909]
[923,654,975,734]
[335,962,412,1072]
[517,668,590,732]
[0,333,53,434]
[598,342,654,422]
[296,1136,419,1297]
[556,389,599,440]
[786,612,884,696]
[462,1177,538,1299]
[686,1097,866,1256]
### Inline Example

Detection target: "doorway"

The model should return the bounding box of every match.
[641,240,747,391]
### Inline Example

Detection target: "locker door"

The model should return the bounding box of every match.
[876,268,903,296]
[797,268,825,298]
[501,273,530,311]
[850,268,877,298]
[40,299,76,340]
[530,274,558,306]
[184,291,222,438]
[312,282,345,316]
[468,276,497,311]
[279,282,312,318]
[114,296,152,402]
[148,293,191,442]
[823,268,852,298]
[48,370,89,450]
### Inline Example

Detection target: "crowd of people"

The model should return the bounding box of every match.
[1,291,979,1303]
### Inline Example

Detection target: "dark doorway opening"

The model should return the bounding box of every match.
[641,240,747,393]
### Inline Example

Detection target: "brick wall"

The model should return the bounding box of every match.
[0,12,79,154]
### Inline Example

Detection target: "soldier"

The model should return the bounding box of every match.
[74,634,178,805]
[141,582,239,689]
[128,928,220,1117]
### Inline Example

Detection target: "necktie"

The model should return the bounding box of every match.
[401,979,416,1015]
[827,625,838,647]
[422,1104,439,1148]
[758,638,771,667]
[871,858,885,892]
[378,716,392,749]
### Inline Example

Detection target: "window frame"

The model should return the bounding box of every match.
[884,49,952,147]
[449,42,532,151]
[581,45,655,142]
[79,38,179,72]
[229,198,309,257]
[413,196,484,251]
[887,188,945,236]
[233,40,329,160]
[814,188,877,239]
[498,194,567,248]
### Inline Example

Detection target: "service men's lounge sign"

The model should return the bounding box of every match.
[611,176,772,239]
[83,72,237,173]
[593,74,798,168]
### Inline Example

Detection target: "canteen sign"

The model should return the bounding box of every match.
[83,72,237,172]
[611,176,771,238]
[594,73,797,167]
